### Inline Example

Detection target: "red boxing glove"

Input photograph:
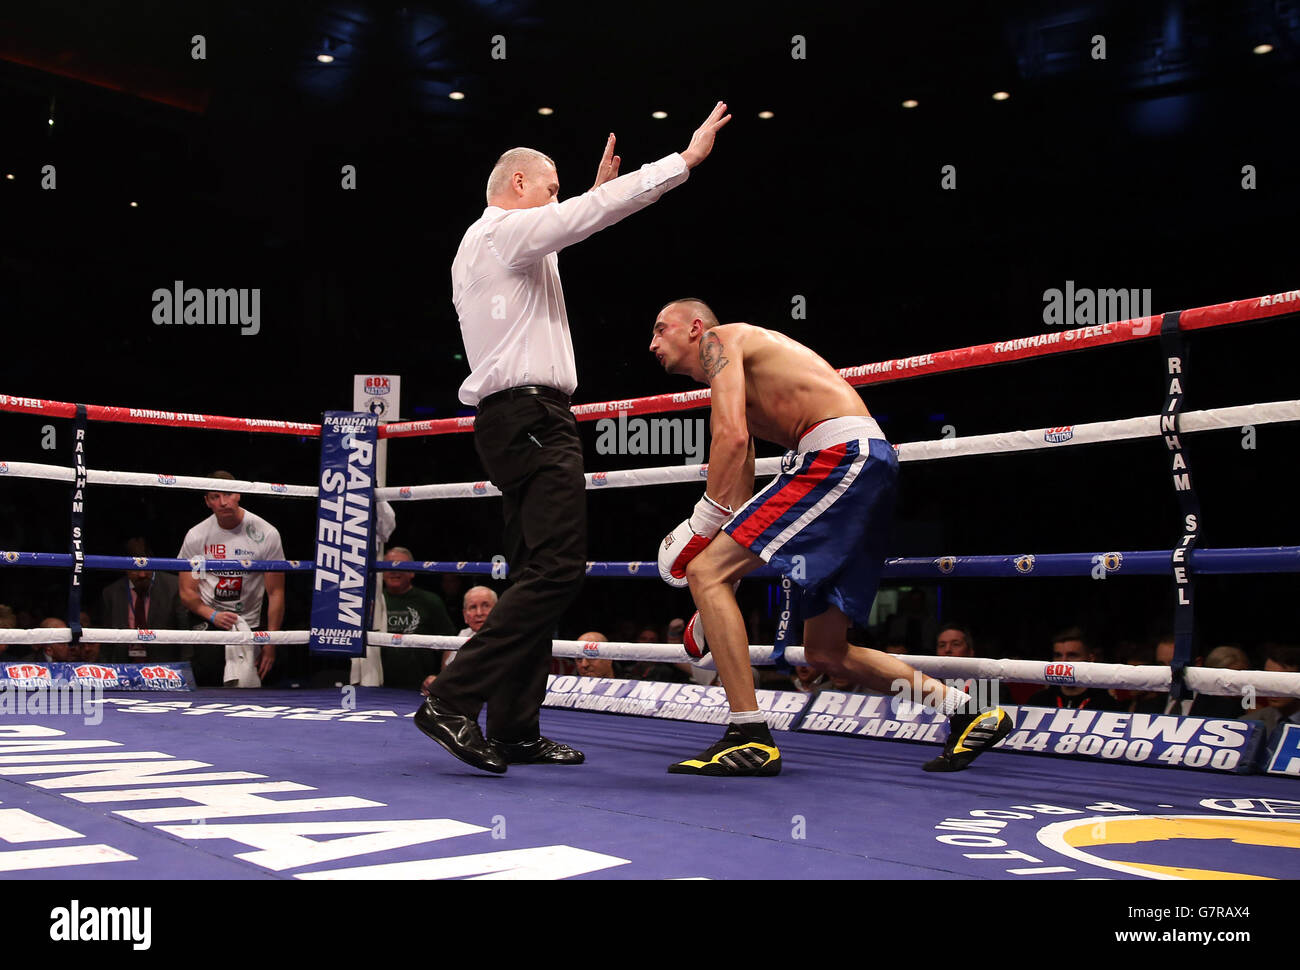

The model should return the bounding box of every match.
[682,580,740,659]
[657,493,733,588]
[683,610,708,658]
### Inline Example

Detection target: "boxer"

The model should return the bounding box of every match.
[652,299,1011,776]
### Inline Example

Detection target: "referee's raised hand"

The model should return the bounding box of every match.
[590,133,621,191]
[681,101,732,169]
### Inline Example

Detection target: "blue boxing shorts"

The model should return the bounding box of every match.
[723,416,897,626]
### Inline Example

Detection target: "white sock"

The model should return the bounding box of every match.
[940,688,971,717]
[730,709,766,725]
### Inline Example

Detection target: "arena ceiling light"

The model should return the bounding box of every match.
[538,107,554,116]
[992,90,1011,101]
[1253,43,1273,55]
[757,110,774,119]
[651,110,667,119]
[449,91,466,100]
[902,99,919,108]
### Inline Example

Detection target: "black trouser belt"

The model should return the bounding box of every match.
[478,385,571,410]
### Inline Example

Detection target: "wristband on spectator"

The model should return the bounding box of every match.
[209,610,217,625]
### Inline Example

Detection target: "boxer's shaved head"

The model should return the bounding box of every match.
[660,298,719,330]
[651,298,722,379]
[487,148,556,204]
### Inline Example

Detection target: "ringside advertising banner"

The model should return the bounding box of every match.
[310,411,377,656]
[543,676,810,730]
[994,705,1263,773]
[796,694,1266,773]
[1264,723,1300,777]
[0,662,194,690]
[797,690,948,743]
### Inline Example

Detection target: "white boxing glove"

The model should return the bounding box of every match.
[657,493,733,588]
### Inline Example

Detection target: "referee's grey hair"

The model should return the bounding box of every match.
[486,147,555,204]
[387,546,414,561]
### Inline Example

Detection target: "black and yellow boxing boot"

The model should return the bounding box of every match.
[923,707,1013,772]
[668,720,781,776]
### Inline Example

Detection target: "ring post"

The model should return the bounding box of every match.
[65,404,88,645]
[1161,310,1200,702]
[309,411,378,658]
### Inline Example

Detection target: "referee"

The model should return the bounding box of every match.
[415,102,731,773]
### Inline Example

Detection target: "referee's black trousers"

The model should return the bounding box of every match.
[428,394,586,742]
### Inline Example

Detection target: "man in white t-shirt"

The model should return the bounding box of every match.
[177,470,286,687]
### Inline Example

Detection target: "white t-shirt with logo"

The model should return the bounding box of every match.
[178,510,285,627]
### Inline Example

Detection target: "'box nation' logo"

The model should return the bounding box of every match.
[1044,663,1076,684]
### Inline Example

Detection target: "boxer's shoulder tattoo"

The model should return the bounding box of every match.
[699,331,730,380]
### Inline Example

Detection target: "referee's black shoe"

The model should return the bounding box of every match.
[490,736,585,765]
[414,697,508,774]
[923,707,1012,772]
[668,721,781,776]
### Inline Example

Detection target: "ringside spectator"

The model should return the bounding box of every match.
[381,547,455,691]
[0,604,15,656]
[1189,645,1252,718]
[424,585,500,694]
[177,471,285,687]
[35,618,73,663]
[1241,644,1300,731]
[575,631,616,679]
[1025,627,1120,711]
[619,624,689,684]
[101,537,188,662]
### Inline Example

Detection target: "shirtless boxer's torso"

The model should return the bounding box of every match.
[705,323,869,449]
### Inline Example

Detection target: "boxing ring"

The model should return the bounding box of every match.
[1,690,1298,880]
[2,288,1300,881]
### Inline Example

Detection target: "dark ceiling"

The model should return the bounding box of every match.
[2,0,1297,419]
[2,1,1298,648]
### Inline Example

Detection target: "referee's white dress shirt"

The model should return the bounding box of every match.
[452,153,690,406]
